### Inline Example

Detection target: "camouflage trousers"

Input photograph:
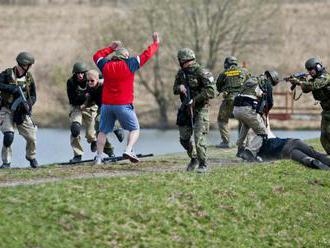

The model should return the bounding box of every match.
[178,108,209,164]
[320,110,330,154]
[0,107,37,164]
[233,106,267,156]
[70,105,97,156]
[217,98,241,144]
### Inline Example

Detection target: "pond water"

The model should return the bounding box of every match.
[1,128,320,168]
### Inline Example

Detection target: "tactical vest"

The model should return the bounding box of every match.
[239,76,259,97]
[240,75,269,97]
[1,68,33,107]
[221,66,247,94]
[311,73,330,110]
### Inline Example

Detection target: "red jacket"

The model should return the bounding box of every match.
[93,42,159,105]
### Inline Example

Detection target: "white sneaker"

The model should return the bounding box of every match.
[94,155,103,165]
[123,151,140,163]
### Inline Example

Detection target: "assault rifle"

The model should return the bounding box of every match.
[10,85,31,115]
[182,74,194,128]
[57,153,154,166]
[283,72,309,90]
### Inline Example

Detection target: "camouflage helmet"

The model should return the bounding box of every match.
[305,58,322,71]
[224,56,238,69]
[72,62,88,74]
[16,52,35,66]
[177,48,196,63]
[265,70,280,86]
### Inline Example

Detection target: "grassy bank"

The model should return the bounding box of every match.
[0,140,329,247]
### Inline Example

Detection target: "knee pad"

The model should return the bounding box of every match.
[180,138,193,152]
[71,122,81,138]
[3,132,14,147]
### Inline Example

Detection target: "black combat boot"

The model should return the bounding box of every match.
[104,148,115,158]
[240,149,257,162]
[217,142,230,149]
[196,161,208,173]
[90,141,97,152]
[236,147,245,158]
[114,128,125,143]
[0,163,10,169]
[26,157,38,168]
[70,155,82,163]
[311,159,330,170]
[186,158,198,171]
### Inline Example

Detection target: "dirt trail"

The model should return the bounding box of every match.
[0,159,242,188]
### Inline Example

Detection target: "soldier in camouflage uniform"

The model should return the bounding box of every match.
[0,52,38,168]
[288,58,330,154]
[216,56,250,148]
[233,70,279,159]
[173,48,216,173]
[67,62,98,163]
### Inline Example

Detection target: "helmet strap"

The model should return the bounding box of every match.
[16,64,30,77]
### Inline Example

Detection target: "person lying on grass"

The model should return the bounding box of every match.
[240,137,330,170]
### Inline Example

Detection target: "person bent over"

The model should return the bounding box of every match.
[233,70,279,158]
[241,137,330,170]
[0,52,38,168]
[85,70,125,157]
[93,32,159,164]
[174,48,216,173]
[67,62,98,163]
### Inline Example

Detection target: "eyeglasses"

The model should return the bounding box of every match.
[87,79,96,82]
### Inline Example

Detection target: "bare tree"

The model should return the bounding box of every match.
[88,0,280,128]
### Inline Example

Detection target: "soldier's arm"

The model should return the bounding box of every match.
[194,69,216,104]
[301,75,330,93]
[0,70,17,93]
[216,72,226,93]
[67,79,77,105]
[28,75,37,106]
[173,71,184,95]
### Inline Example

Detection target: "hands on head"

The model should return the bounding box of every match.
[109,40,122,50]
[152,32,160,44]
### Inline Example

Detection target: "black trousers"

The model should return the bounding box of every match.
[282,139,330,169]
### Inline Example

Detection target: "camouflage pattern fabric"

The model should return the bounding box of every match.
[173,62,216,164]
[216,65,249,144]
[321,110,330,154]
[300,71,330,153]
[179,109,209,163]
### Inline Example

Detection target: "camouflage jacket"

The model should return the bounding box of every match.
[301,71,330,110]
[216,65,250,99]
[0,67,37,108]
[173,62,216,110]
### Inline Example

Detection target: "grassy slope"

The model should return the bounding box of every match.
[0,139,329,247]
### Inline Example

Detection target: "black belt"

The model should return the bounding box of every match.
[233,96,258,108]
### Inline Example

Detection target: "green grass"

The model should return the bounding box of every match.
[0,139,329,247]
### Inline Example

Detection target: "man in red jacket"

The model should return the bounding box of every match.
[93,32,160,164]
